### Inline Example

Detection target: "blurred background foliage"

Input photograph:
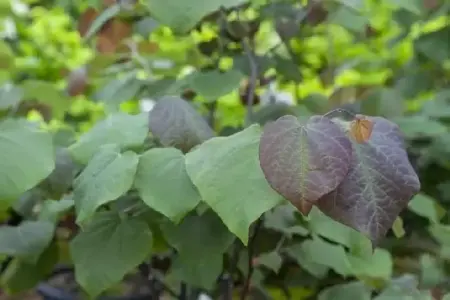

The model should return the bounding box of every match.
[1,0,450,299]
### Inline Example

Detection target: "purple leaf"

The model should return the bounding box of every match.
[317,116,421,247]
[259,115,353,213]
[149,96,214,152]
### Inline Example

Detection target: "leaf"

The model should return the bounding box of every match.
[415,26,450,64]
[161,211,234,289]
[264,203,309,237]
[0,241,58,294]
[69,112,148,164]
[318,281,371,300]
[134,148,201,222]
[317,116,421,247]
[188,70,244,101]
[0,221,54,264]
[73,144,139,224]
[259,115,352,212]
[392,217,406,238]
[374,275,430,299]
[393,116,447,139]
[185,125,283,244]
[38,198,75,223]
[21,80,69,119]
[296,237,353,276]
[147,0,248,33]
[0,41,14,70]
[0,83,22,110]
[286,243,329,278]
[94,73,143,110]
[83,4,121,40]
[149,96,214,153]
[41,148,77,199]
[328,6,368,33]
[347,248,393,280]
[0,119,55,207]
[255,252,283,273]
[70,211,152,299]
[308,207,372,256]
[408,193,444,223]
[391,0,423,15]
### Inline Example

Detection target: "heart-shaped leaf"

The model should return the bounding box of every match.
[317,116,420,247]
[185,125,283,244]
[70,212,152,299]
[149,96,214,153]
[259,115,352,214]
[134,148,201,223]
[73,144,139,224]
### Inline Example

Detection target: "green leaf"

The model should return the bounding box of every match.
[94,73,143,111]
[38,198,75,223]
[255,252,283,273]
[147,0,248,34]
[0,41,14,70]
[0,119,55,208]
[308,208,372,256]
[318,281,371,300]
[347,248,393,280]
[161,211,234,289]
[415,26,450,64]
[83,3,121,40]
[69,112,148,164]
[0,241,58,294]
[392,217,406,238]
[361,88,404,119]
[408,193,444,223]
[328,6,369,33]
[149,96,214,152]
[374,275,431,299]
[0,83,22,110]
[420,254,445,288]
[21,80,69,119]
[391,0,423,15]
[286,243,329,278]
[73,144,139,224]
[0,221,54,264]
[185,125,283,244]
[264,203,309,237]
[295,237,352,276]
[393,116,447,139]
[70,211,152,299]
[333,0,365,11]
[134,148,201,222]
[188,70,244,101]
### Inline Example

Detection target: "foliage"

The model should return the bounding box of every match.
[0,0,449,299]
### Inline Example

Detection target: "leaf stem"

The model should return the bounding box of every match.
[240,218,263,300]
[242,38,258,127]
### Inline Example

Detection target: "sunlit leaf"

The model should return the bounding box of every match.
[185,125,283,244]
[188,70,244,102]
[134,148,201,222]
[408,193,444,223]
[69,112,148,164]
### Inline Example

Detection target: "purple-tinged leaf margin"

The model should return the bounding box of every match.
[317,116,421,247]
[259,115,353,213]
[149,96,214,152]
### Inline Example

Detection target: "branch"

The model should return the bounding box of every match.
[242,38,258,127]
[240,218,264,300]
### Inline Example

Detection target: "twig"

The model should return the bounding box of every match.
[240,218,264,300]
[179,282,188,300]
[242,38,258,127]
